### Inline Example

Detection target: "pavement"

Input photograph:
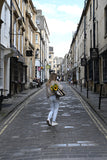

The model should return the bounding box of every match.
[0,85,43,122]
[0,82,107,126]
[0,82,107,160]
[71,84,107,125]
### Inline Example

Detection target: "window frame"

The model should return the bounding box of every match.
[104,5,107,37]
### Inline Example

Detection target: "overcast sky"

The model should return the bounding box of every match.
[32,0,84,58]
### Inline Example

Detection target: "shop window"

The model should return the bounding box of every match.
[94,59,99,83]
[35,66,37,77]
[103,53,107,82]
[90,4,92,20]
[89,60,93,80]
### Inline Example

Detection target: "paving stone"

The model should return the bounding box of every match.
[0,82,107,159]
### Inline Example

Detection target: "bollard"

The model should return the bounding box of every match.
[99,84,103,110]
[80,80,82,92]
[87,81,88,98]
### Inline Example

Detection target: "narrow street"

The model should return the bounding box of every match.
[0,82,107,160]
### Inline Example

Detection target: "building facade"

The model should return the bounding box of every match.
[25,0,37,88]
[0,0,13,96]
[53,56,63,79]
[36,10,50,82]
[0,0,50,97]
[49,46,54,74]
[69,0,107,94]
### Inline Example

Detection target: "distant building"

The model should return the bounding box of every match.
[36,10,50,82]
[49,46,54,74]
[53,56,63,78]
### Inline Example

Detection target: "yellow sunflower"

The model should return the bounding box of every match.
[53,84,58,91]
[50,85,54,91]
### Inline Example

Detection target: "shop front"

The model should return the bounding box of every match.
[10,50,27,95]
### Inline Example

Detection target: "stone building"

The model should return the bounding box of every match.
[53,56,63,79]
[9,0,27,95]
[62,54,67,81]
[49,46,54,73]
[25,0,37,88]
[0,0,13,96]
[69,0,107,94]
[36,10,50,82]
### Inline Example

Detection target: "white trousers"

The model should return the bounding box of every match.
[48,95,59,122]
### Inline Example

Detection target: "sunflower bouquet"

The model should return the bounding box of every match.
[50,83,58,92]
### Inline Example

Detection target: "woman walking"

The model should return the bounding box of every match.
[46,73,63,126]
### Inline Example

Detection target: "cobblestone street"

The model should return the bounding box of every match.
[0,82,107,160]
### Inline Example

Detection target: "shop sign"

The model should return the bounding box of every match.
[26,50,33,56]
[90,48,98,59]
[81,58,87,66]
[46,64,50,69]
[38,67,41,71]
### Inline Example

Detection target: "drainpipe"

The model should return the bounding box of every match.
[9,0,12,97]
[84,0,87,85]
[93,0,95,48]
[40,29,41,84]
[93,0,96,91]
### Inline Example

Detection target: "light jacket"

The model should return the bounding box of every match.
[46,80,63,98]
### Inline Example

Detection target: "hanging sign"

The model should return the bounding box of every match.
[90,48,98,59]
[26,50,33,56]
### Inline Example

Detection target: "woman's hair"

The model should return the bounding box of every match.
[46,73,57,86]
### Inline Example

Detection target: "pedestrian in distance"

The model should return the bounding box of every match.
[46,73,63,126]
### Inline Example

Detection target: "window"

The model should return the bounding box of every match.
[96,21,98,46]
[22,0,24,16]
[35,34,38,43]
[36,20,40,25]
[14,20,16,47]
[31,31,33,44]
[30,59,32,78]
[96,0,98,9]
[4,6,7,36]
[103,53,107,82]
[90,30,92,48]
[90,4,92,20]
[49,54,51,59]
[35,66,37,77]
[0,53,3,88]
[19,0,20,8]
[22,35,23,55]
[18,27,20,51]
[105,6,107,36]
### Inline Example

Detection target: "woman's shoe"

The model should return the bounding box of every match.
[52,121,58,126]
[47,119,51,126]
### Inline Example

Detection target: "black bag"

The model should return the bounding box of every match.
[55,88,65,98]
